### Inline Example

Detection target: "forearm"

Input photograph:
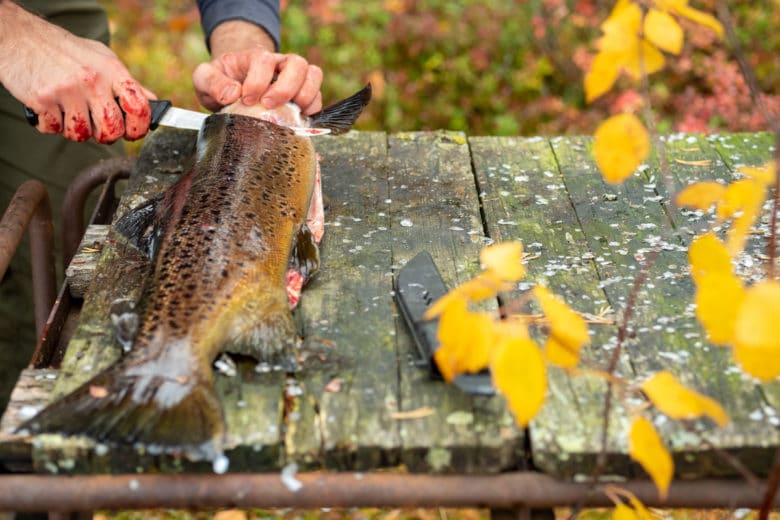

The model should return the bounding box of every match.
[209,19,275,58]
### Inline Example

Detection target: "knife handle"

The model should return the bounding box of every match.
[23,99,172,132]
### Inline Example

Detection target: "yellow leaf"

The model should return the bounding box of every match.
[614,503,640,520]
[626,495,657,520]
[629,416,673,499]
[424,272,507,320]
[434,300,493,381]
[624,40,666,80]
[717,179,765,256]
[695,272,745,345]
[534,286,589,368]
[601,0,642,39]
[641,371,729,427]
[733,280,780,381]
[492,336,546,427]
[675,181,726,211]
[688,232,732,283]
[674,5,723,38]
[645,9,684,54]
[738,161,776,186]
[481,241,525,282]
[593,113,650,184]
[585,51,622,103]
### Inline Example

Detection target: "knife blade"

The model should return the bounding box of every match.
[24,100,332,136]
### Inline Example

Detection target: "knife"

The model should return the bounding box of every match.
[394,250,495,396]
[24,100,331,136]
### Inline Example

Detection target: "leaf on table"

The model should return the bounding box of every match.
[734,280,780,382]
[628,416,673,499]
[593,113,650,184]
[641,371,729,427]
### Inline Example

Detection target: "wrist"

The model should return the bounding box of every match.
[209,20,275,59]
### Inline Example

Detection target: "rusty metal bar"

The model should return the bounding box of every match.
[0,180,56,338]
[0,472,772,512]
[61,156,134,269]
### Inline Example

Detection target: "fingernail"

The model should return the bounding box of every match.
[242,95,258,106]
[221,85,239,103]
[261,96,276,108]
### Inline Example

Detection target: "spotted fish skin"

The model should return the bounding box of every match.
[19,85,372,462]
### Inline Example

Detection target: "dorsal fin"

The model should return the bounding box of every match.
[308,84,372,135]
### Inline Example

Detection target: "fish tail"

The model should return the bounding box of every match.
[19,357,224,460]
[309,83,372,135]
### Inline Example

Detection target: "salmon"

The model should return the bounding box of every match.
[19,85,372,463]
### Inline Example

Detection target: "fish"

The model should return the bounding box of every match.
[19,84,372,463]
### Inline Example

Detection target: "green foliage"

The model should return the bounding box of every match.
[100,0,780,136]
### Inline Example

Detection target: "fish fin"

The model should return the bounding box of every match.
[114,194,166,259]
[290,224,320,284]
[222,289,298,371]
[18,358,225,461]
[308,83,372,135]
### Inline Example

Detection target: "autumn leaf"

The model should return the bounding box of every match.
[641,371,729,427]
[675,181,726,211]
[733,280,780,382]
[533,286,589,368]
[424,272,508,320]
[717,179,765,256]
[480,241,525,282]
[492,336,546,427]
[629,416,673,499]
[654,0,724,37]
[739,161,776,186]
[688,233,744,344]
[433,299,493,381]
[614,503,641,520]
[644,9,683,55]
[593,113,650,184]
[585,51,622,103]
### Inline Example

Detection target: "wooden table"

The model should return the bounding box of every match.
[0,128,776,485]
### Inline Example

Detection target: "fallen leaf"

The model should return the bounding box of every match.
[89,385,108,398]
[593,113,650,184]
[641,371,729,427]
[673,158,712,166]
[324,377,344,393]
[391,407,435,420]
[629,416,673,499]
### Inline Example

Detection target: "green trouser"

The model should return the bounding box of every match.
[0,0,124,411]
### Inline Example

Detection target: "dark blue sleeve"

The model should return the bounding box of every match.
[197,0,281,52]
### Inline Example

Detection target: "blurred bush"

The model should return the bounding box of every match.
[101,0,780,137]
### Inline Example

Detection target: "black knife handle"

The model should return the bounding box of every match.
[23,99,171,131]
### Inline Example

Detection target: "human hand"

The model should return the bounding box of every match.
[192,20,323,115]
[0,1,155,143]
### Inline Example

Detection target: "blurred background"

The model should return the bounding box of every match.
[100,0,780,141]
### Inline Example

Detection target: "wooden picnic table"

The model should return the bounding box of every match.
[0,127,776,486]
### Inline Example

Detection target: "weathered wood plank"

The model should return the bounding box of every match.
[65,225,110,298]
[469,135,628,480]
[542,134,777,480]
[387,131,524,473]
[287,131,403,470]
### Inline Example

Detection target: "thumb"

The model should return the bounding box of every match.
[192,62,241,111]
